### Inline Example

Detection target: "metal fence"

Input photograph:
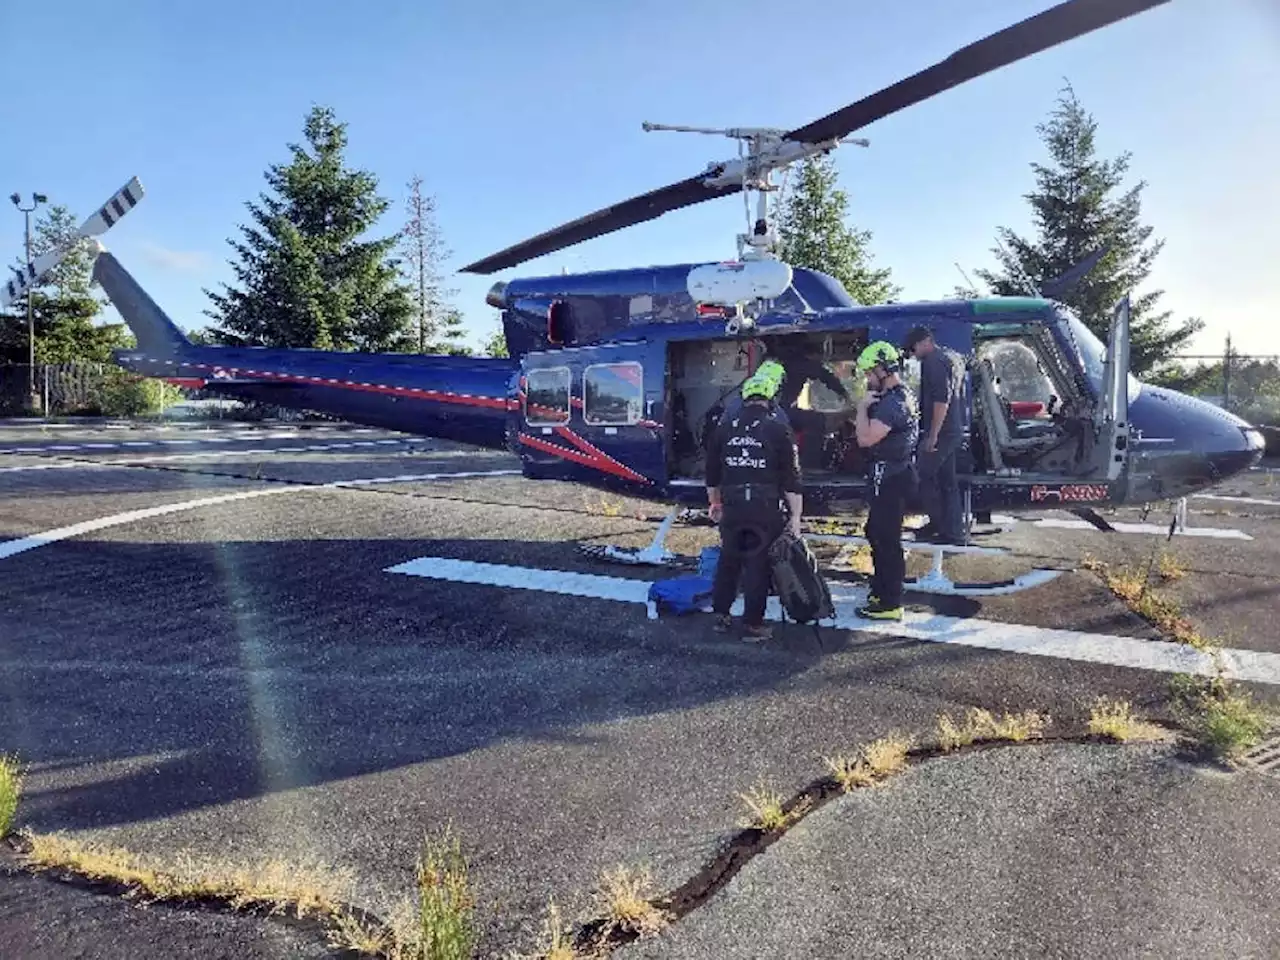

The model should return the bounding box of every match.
[0,362,123,416]
[1169,346,1280,427]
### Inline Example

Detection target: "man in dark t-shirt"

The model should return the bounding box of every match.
[852,341,919,621]
[904,325,967,544]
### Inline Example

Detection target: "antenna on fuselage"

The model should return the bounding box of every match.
[640,122,870,262]
[993,236,1043,298]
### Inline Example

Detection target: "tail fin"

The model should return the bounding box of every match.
[1,176,145,310]
[92,248,192,357]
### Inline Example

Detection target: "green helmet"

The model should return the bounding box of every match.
[856,341,902,373]
[741,359,785,400]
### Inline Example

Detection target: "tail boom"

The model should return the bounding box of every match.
[115,346,517,447]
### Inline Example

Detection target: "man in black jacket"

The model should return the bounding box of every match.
[705,367,804,642]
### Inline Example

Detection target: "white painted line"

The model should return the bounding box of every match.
[385,556,1280,687]
[0,440,421,471]
[1028,517,1252,540]
[0,488,296,559]
[0,470,521,560]
[1194,494,1280,507]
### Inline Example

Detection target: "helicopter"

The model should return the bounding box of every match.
[2,0,1266,597]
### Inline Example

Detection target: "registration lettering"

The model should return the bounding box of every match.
[1030,484,1109,503]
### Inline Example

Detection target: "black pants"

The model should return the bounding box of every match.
[711,504,785,626]
[866,468,909,609]
[917,435,963,540]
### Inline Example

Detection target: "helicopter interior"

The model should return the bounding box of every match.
[665,316,1107,486]
[968,320,1099,478]
[666,329,873,482]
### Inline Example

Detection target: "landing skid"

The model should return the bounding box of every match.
[580,508,1062,597]
[578,508,690,568]
[808,534,1063,598]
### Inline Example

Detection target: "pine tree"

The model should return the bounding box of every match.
[482,327,509,358]
[398,175,458,353]
[204,105,415,352]
[774,153,899,305]
[971,83,1202,377]
[2,204,133,364]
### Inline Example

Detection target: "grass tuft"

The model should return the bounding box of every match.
[1086,697,1167,743]
[824,733,914,792]
[934,707,1049,749]
[414,825,477,960]
[20,832,354,918]
[1085,555,1215,650]
[0,754,21,838]
[593,866,668,941]
[1169,674,1274,762]
[736,779,809,831]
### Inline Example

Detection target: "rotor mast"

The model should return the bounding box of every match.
[641,122,869,261]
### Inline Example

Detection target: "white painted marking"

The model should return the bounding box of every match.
[1029,517,1252,540]
[385,556,1280,687]
[0,440,421,471]
[0,470,520,559]
[1194,494,1280,507]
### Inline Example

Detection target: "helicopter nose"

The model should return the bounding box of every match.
[1127,385,1266,496]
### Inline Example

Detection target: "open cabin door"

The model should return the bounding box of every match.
[515,341,665,493]
[1098,294,1132,483]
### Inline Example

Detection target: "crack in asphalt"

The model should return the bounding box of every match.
[567,727,1199,958]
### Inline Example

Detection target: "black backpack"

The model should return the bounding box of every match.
[768,531,836,646]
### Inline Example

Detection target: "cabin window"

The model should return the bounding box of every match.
[583,362,644,426]
[525,367,571,425]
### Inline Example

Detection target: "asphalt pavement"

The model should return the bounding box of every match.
[1,418,1276,958]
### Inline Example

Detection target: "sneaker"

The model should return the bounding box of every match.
[742,623,773,642]
[712,614,733,634]
[855,601,903,621]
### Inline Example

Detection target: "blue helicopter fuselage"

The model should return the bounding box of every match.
[100,252,1264,517]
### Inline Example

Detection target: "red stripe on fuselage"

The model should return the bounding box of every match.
[184,362,516,410]
[519,429,649,484]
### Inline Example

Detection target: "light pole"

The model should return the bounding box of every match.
[10,191,47,411]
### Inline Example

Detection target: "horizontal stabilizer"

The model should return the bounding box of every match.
[92,250,191,357]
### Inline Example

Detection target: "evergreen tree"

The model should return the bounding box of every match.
[2,204,133,364]
[970,83,1202,377]
[482,326,509,358]
[398,174,457,353]
[203,105,415,352]
[774,153,899,304]
[432,306,468,354]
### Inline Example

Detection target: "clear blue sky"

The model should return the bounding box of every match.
[2,0,1276,357]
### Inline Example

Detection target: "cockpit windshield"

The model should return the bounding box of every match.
[1056,307,1142,399]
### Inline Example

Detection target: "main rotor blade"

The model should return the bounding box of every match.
[460,173,742,274]
[784,0,1170,144]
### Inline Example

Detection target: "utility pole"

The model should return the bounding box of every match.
[1223,333,1233,412]
[10,190,48,412]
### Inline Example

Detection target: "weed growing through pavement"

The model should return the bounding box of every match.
[593,866,668,941]
[824,733,913,791]
[0,754,20,838]
[1086,697,1167,743]
[413,825,477,960]
[736,779,810,831]
[934,707,1049,751]
[1082,552,1215,651]
[1169,674,1274,763]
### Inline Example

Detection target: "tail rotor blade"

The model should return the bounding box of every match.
[1,177,144,309]
[78,176,145,239]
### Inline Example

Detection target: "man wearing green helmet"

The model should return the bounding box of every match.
[704,362,804,642]
[851,340,920,621]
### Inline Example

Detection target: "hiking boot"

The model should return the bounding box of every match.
[712,614,733,634]
[855,600,903,621]
[742,622,773,643]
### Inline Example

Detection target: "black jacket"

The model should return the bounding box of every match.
[706,400,803,506]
